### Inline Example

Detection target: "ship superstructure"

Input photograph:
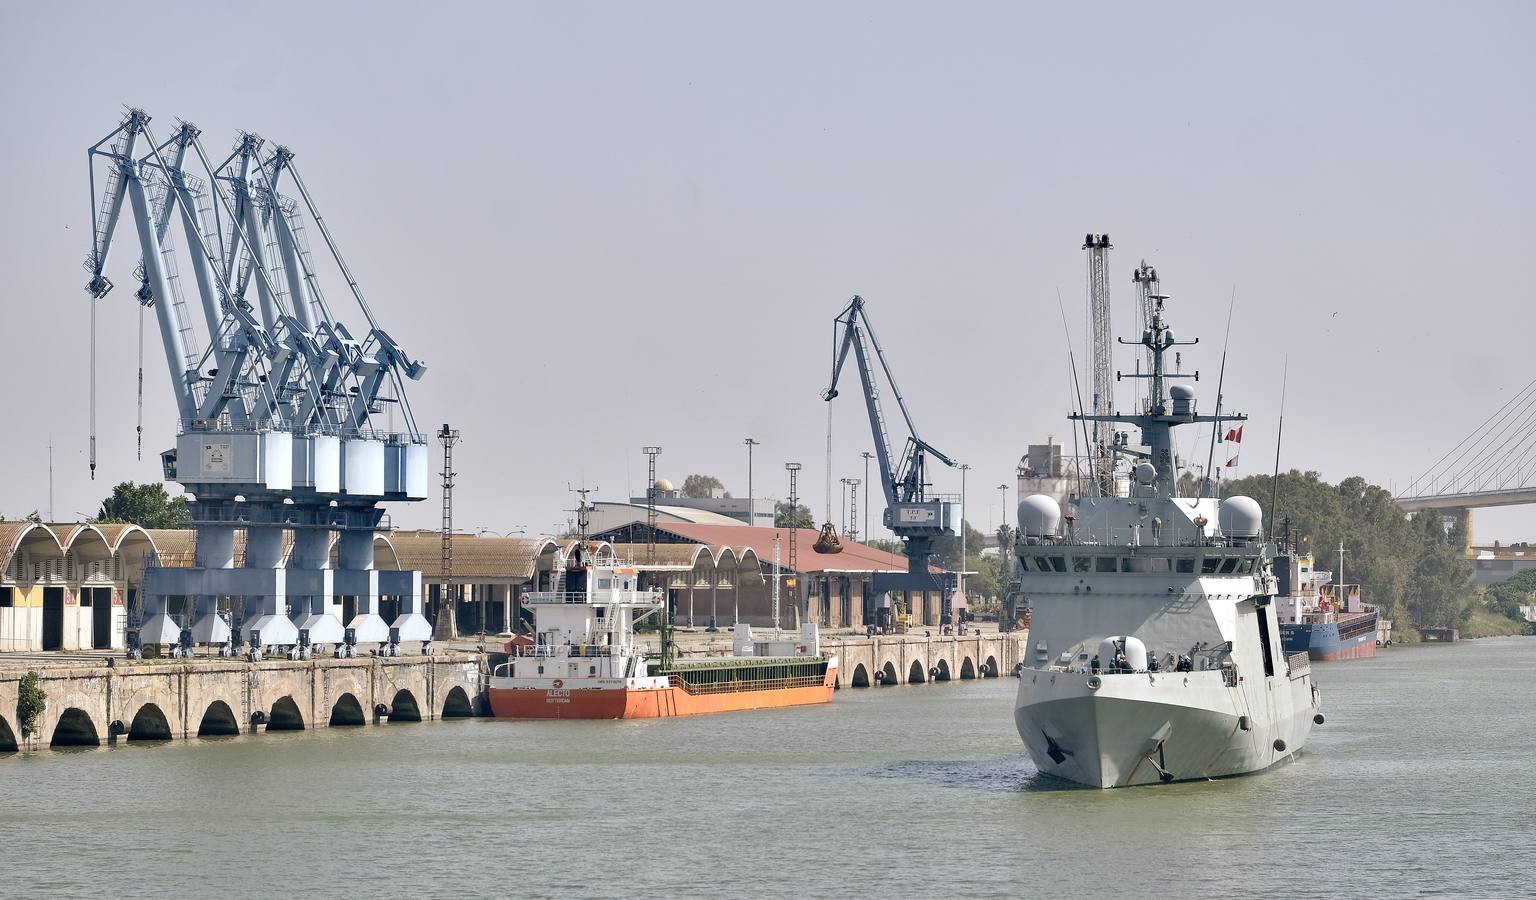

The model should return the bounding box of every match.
[1012,285,1321,787]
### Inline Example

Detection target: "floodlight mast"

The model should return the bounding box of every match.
[821,295,961,624]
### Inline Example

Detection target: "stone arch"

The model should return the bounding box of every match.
[983,655,999,678]
[329,693,366,727]
[0,713,17,752]
[198,700,240,737]
[960,656,977,680]
[850,663,871,688]
[908,660,927,684]
[879,660,899,685]
[934,658,952,682]
[127,703,173,741]
[51,707,100,747]
[267,696,305,731]
[389,689,422,722]
[442,685,474,718]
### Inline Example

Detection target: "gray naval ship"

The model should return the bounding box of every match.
[1013,291,1322,788]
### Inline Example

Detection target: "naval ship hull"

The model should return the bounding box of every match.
[1015,668,1318,788]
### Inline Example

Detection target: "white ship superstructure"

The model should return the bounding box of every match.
[1013,286,1321,788]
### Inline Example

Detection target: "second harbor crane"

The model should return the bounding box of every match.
[821,295,961,626]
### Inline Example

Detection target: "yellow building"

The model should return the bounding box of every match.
[0,522,156,652]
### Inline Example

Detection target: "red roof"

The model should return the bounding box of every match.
[658,523,925,575]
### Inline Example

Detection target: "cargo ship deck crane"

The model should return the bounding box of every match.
[821,295,961,626]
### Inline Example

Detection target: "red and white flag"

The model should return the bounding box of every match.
[1224,425,1242,468]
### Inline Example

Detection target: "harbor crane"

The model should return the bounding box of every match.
[84,108,432,659]
[821,295,961,626]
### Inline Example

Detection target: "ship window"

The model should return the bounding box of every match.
[1073,556,1091,572]
[589,666,596,675]
[595,607,606,619]
[1237,559,1255,574]
[1218,559,1241,575]
[1096,557,1117,573]
[1049,556,1067,573]
[1176,558,1195,574]
[1201,557,1221,575]
[537,665,544,674]
[1149,558,1171,573]
[1033,556,1051,571]
[598,577,612,590]
[1121,557,1147,573]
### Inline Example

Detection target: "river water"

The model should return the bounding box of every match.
[3,637,1532,898]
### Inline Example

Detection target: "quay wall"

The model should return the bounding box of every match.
[0,654,482,751]
[823,631,1029,687]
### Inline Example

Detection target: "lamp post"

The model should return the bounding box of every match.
[998,483,1009,530]
[959,464,970,612]
[860,451,874,540]
[745,437,759,525]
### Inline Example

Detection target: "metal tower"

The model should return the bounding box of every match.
[644,446,661,565]
[785,462,801,622]
[1083,233,1114,494]
[1131,260,1162,414]
[434,424,460,642]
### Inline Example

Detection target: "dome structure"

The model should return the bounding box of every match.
[654,478,674,493]
[1219,495,1263,539]
[1017,494,1062,539]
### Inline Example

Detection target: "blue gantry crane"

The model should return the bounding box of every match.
[85,108,432,659]
[822,295,961,627]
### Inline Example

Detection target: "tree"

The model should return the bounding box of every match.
[681,474,726,499]
[774,501,814,529]
[96,482,190,529]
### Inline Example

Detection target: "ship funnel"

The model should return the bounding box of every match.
[1018,494,1061,541]
[1219,495,1263,540]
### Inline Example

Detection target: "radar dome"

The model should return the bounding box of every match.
[654,478,674,493]
[1134,462,1157,485]
[1219,495,1263,539]
[1018,494,1062,538]
[1169,384,1195,400]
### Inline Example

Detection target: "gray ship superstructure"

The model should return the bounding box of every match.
[1013,288,1321,788]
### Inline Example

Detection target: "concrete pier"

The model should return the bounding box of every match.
[0,654,482,750]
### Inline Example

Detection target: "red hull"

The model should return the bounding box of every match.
[489,665,837,720]
[1313,641,1377,661]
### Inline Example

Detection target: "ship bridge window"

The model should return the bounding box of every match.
[1095,557,1117,573]
[1237,559,1256,574]
[598,577,612,590]
[1176,558,1195,574]
[1033,556,1067,573]
[1201,557,1221,575]
[1218,558,1241,575]
[1121,557,1148,574]
[1149,558,1171,574]
[1073,556,1091,573]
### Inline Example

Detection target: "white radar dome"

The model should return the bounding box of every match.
[1219,495,1263,539]
[1017,494,1062,538]
[654,478,674,493]
[1168,383,1195,400]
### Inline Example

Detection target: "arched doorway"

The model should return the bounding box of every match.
[267,696,305,731]
[442,686,474,718]
[0,714,18,752]
[983,656,999,677]
[880,661,898,685]
[198,701,240,736]
[850,663,870,688]
[908,660,927,684]
[960,657,977,679]
[934,659,951,682]
[51,708,100,747]
[127,703,172,741]
[329,693,365,727]
[389,689,422,722]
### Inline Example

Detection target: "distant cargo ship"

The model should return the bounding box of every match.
[487,544,836,719]
[1275,553,1379,661]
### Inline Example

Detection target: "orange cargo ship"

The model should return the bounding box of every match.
[487,547,837,720]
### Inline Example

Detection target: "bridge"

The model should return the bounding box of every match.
[0,653,482,751]
[1395,376,1536,541]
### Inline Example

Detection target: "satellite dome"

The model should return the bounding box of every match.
[654,478,674,493]
[1219,495,1263,539]
[1018,494,1062,538]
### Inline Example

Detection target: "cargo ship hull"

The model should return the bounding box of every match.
[488,660,837,719]
[1281,611,1378,661]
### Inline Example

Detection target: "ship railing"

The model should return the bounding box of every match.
[523,590,665,605]
[669,672,826,696]
[510,644,617,659]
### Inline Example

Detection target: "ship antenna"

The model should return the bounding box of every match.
[1058,290,1098,498]
[1202,289,1237,498]
[1269,355,1289,537]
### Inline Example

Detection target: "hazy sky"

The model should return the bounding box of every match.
[2,2,1532,541]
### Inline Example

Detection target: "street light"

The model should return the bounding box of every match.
[745,437,760,526]
[959,464,971,612]
[998,483,1009,531]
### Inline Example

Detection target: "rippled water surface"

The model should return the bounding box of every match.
[3,637,1532,898]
